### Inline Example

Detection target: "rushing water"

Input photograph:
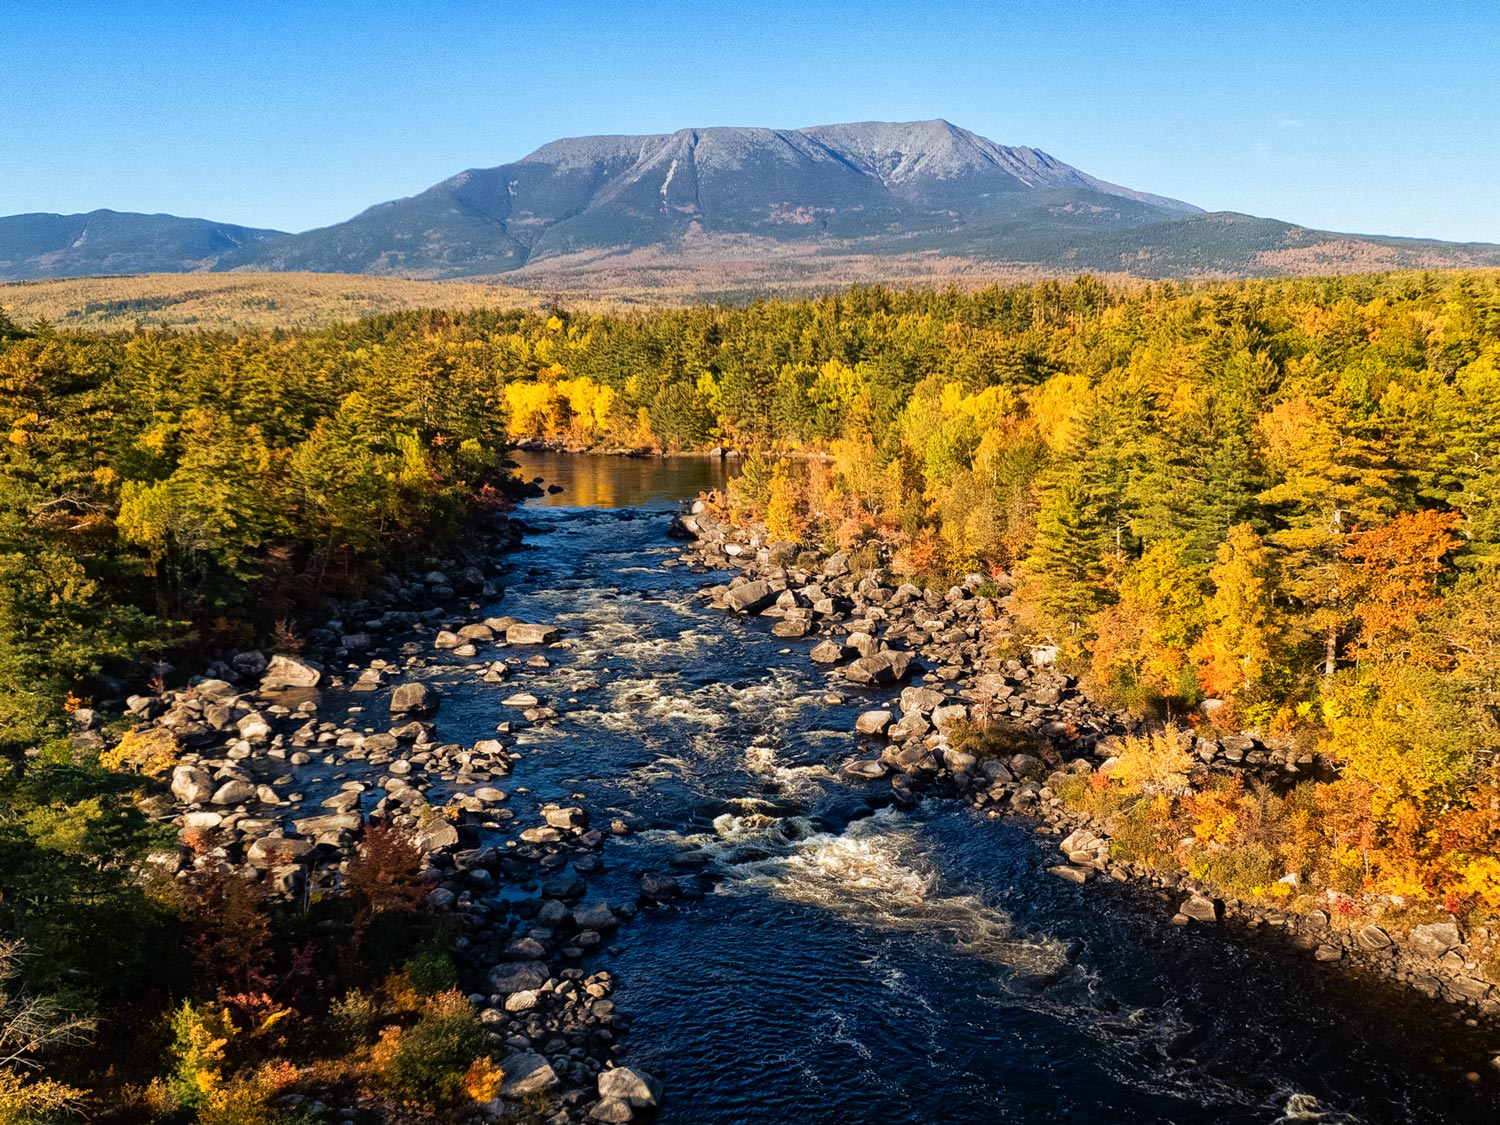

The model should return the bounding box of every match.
[472,452,1500,1123]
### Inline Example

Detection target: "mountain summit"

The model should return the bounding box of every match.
[230,119,1205,278]
[4,120,1499,288]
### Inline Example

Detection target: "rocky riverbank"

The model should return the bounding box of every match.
[87,518,664,1124]
[671,502,1500,1038]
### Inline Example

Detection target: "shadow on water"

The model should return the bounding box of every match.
[451,456,1500,1125]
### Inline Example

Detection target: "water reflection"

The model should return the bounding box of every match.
[510,450,734,508]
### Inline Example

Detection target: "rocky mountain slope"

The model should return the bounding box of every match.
[5,120,1499,287]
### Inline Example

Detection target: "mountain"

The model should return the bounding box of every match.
[4,121,1499,289]
[0,210,285,280]
[227,120,1209,278]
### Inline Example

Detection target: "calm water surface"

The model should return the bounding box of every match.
[461,453,1500,1124]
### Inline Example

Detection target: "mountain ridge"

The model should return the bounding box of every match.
[4,119,1498,287]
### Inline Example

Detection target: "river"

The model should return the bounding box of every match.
[485,451,1500,1124]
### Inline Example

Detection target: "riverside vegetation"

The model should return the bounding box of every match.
[3,269,1500,1114]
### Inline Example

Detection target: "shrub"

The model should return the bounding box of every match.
[371,991,498,1106]
[1107,724,1194,796]
[946,718,1040,763]
[403,947,458,997]
[99,727,180,777]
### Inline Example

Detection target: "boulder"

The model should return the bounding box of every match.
[504,989,540,1013]
[810,640,848,664]
[260,655,322,689]
[573,903,619,932]
[931,704,969,731]
[842,759,887,779]
[1180,894,1222,923]
[246,835,315,866]
[1356,924,1393,952]
[888,712,930,742]
[1408,921,1462,960]
[498,1051,560,1097]
[210,779,256,806]
[292,812,362,842]
[171,765,216,805]
[598,1067,662,1109]
[855,710,893,736]
[236,712,272,742]
[1048,864,1094,884]
[590,1099,635,1123]
[899,686,945,714]
[639,873,680,901]
[844,650,914,685]
[413,818,459,853]
[389,682,438,714]
[488,960,550,995]
[544,805,589,830]
[505,623,561,645]
[724,580,777,614]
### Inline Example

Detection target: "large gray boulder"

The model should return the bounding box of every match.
[810,640,848,664]
[598,1067,662,1108]
[260,654,322,689]
[498,1051,559,1096]
[170,765,215,805]
[1409,921,1462,959]
[210,779,256,806]
[412,818,459,853]
[844,650,914,685]
[489,960,550,995]
[389,682,438,714]
[899,686,945,714]
[505,623,561,645]
[1180,894,1222,923]
[725,580,777,614]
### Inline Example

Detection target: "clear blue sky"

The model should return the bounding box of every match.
[5,0,1498,241]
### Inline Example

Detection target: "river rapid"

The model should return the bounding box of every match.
[480,452,1500,1125]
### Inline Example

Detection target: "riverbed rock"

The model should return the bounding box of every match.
[843,759,888,779]
[489,960,550,995]
[389,682,438,714]
[261,654,322,689]
[171,764,215,804]
[211,779,256,806]
[498,1051,559,1096]
[810,640,848,664]
[573,903,619,932]
[899,686,945,714]
[640,873,680,902]
[855,710,893,736]
[1180,894,1222,923]
[1356,924,1393,952]
[544,805,589,830]
[725,580,777,614]
[412,818,459,853]
[504,989,540,1013]
[506,623,562,645]
[598,1067,662,1109]
[844,650,914,685]
[1048,864,1094,884]
[1408,921,1462,959]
